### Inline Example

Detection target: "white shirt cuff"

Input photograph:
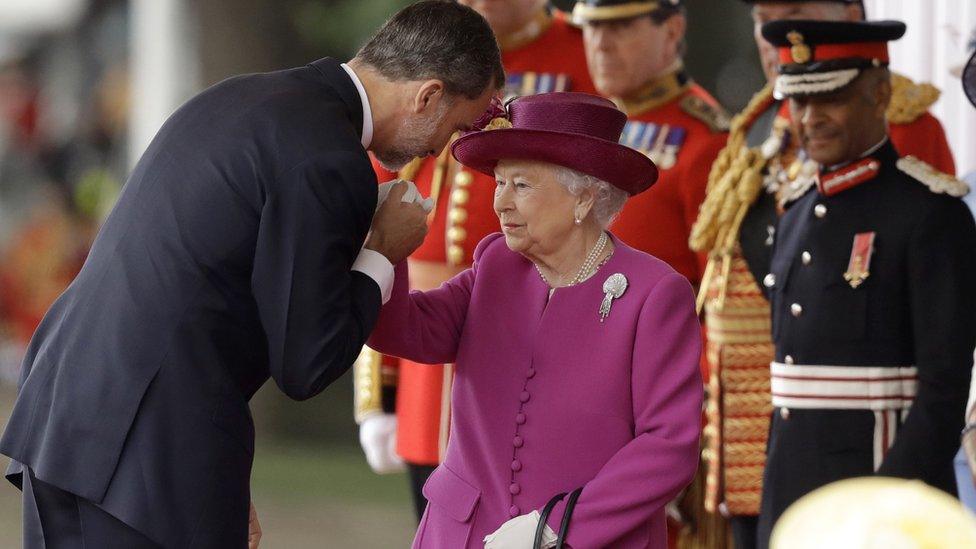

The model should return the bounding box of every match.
[353,248,394,304]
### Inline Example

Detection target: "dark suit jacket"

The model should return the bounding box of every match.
[1,57,381,547]
[758,141,976,543]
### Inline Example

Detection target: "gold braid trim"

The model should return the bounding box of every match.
[887,72,940,125]
[397,157,425,182]
[690,85,776,313]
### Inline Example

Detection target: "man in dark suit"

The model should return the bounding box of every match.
[757,19,976,548]
[0,1,504,547]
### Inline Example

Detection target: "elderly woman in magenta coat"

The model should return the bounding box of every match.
[368,92,703,549]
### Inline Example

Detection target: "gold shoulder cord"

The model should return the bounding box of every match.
[887,72,940,125]
[689,85,776,313]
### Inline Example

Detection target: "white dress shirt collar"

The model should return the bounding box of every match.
[341,63,373,148]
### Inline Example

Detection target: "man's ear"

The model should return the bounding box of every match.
[413,79,446,114]
[667,13,687,47]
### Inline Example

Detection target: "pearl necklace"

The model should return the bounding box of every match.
[535,232,609,289]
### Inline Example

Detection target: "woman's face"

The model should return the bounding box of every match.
[493,160,581,257]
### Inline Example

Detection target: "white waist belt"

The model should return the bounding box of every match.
[770,362,917,411]
[770,362,918,471]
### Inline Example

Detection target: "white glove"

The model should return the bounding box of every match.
[377,179,434,213]
[483,511,558,549]
[359,413,405,474]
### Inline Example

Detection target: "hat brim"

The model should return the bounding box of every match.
[451,128,658,196]
[964,50,976,109]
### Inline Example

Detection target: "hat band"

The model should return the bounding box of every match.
[779,41,889,65]
[572,2,660,23]
[774,68,860,99]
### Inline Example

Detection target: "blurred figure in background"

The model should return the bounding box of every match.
[574,0,728,289]
[354,0,596,522]
[691,2,958,546]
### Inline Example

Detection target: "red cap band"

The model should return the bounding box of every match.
[779,42,890,64]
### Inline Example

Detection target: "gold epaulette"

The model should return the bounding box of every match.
[887,72,940,125]
[896,155,970,197]
[680,94,731,133]
[353,345,393,424]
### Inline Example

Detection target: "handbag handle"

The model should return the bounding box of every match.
[555,487,584,549]
[533,492,567,549]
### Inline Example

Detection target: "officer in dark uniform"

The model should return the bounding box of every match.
[757,19,976,548]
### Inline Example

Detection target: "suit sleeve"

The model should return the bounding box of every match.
[368,234,501,365]
[546,273,704,547]
[878,198,976,482]
[252,151,381,401]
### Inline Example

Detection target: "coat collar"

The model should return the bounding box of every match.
[816,138,898,197]
[308,57,365,144]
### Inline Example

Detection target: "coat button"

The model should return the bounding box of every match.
[801,251,812,265]
[780,407,791,420]
[814,204,827,218]
[519,391,531,403]
[513,436,524,448]
[763,273,776,288]
[790,303,803,317]
[515,413,526,425]
[509,505,520,518]
[785,355,794,365]
[526,368,536,379]
[509,483,521,495]
[511,459,522,472]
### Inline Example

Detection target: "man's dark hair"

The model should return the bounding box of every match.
[356,1,505,100]
[649,4,685,25]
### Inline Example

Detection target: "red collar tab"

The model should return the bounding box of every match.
[816,157,881,196]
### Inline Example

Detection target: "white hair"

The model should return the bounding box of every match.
[551,165,628,229]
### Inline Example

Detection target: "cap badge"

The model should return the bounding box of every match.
[787,31,812,64]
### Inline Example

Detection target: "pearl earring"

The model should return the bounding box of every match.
[574,217,581,225]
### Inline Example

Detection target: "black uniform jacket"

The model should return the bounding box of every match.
[759,140,976,538]
[0,57,380,547]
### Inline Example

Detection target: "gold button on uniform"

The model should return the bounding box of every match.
[763,273,776,288]
[780,407,791,420]
[454,171,474,187]
[448,244,464,265]
[801,251,812,265]
[448,208,468,224]
[790,303,803,317]
[814,204,827,218]
[447,226,467,243]
[451,188,470,205]
[785,355,794,365]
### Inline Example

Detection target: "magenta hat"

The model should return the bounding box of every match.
[451,92,658,196]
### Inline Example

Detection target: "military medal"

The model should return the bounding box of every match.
[600,273,628,322]
[844,232,875,288]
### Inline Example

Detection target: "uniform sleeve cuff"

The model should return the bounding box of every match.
[353,248,394,304]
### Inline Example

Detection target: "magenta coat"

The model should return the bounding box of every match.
[368,233,703,548]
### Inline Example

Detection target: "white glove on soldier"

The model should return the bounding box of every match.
[359,413,405,474]
[483,511,558,549]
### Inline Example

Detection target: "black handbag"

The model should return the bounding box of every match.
[533,487,584,549]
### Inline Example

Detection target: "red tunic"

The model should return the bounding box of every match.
[373,13,595,466]
[611,81,729,287]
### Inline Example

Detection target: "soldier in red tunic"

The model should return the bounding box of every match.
[353,0,596,521]
[572,0,730,288]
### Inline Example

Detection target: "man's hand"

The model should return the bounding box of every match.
[365,181,429,265]
[359,413,406,474]
[248,501,262,549]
